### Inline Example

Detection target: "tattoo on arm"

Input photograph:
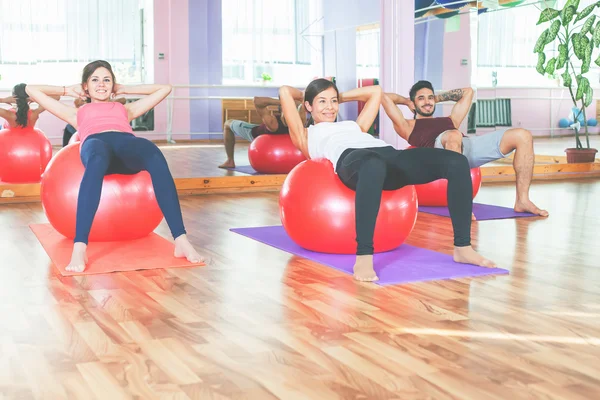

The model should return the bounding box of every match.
[436,89,463,103]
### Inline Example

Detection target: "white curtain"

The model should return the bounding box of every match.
[221,0,323,84]
[0,0,145,87]
[356,27,380,80]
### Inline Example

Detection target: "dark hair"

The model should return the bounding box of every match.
[12,83,29,128]
[304,78,339,126]
[81,60,117,103]
[409,80,435,102]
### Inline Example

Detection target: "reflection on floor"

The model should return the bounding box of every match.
[20,134,600,182]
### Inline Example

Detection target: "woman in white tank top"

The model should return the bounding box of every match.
[279,79,496,282]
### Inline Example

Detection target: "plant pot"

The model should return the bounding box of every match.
[565,148,598,163]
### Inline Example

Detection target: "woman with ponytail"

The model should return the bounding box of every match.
[0,83,59,129]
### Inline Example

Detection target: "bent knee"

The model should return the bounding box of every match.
[503,128,532,150]
[442,129,463,144]
[514,128,533,142]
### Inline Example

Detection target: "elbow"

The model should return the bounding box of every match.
[25,85,37,98]
[279,86,290,97]
[253,96,265,107]
[370,85,383,101]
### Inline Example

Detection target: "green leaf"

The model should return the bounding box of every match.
[546,20,562,44]
[584,85,593,108]
[574,3,596,24]
[537,8,560,25]
[581,35,591,57]
[534,30,549,52]
[581,40,593,73]
[565,0,580,9]
[595,53,600,67]
[562,70,572,87]
[536,52,547,74]
[545,57,557,74]
[576,76,588,101]
[580,14,596,36]
[572,33,583,58]
[557,44,568,69]
[594,21,600,47]
[582,59,591,74]
[562,6,576,27]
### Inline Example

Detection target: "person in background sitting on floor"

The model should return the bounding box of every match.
[382,80,548,218]
[279,78,496,282]
[218,96,306,168]
[0,83,60,129]
[63,97,127,147]
[26,59,205,273]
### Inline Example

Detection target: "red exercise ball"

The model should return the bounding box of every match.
[414,167,482,206]
[0,127,52,183]
[40,143,164,242]
[279,158,418,254]
[248,134,306,174]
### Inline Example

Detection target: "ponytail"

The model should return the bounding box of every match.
[12,83,29,128]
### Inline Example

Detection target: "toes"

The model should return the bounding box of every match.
[353,275,379,282]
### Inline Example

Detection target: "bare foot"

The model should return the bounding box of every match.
[454,246,497,268]
[472,212,477,221]
[514,200,549,217]
[65,242,88,272]
[353,255,378,282]
[174,234,206,264]
[218,160,235,169]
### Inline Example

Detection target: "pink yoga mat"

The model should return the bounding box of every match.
[230,226,508,286]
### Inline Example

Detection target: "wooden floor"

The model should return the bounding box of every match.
[1,178,599,399]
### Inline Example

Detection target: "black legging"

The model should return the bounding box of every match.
[336,146,472,255]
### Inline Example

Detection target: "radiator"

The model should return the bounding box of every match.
[476,98,512,127]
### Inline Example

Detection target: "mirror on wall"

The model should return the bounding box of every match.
[2,0,596,193]
[475,0,599,157]
[414,1,478,135]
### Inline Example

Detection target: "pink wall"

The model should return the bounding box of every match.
[0,0,190,145]
[380,0,415,148]
[477,87,599,137]
[441,12,472,133]
[154,0,190,141]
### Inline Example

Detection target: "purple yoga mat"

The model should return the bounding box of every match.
[419,203,535,220]
[225,165,260,175]
[230,226,508,286]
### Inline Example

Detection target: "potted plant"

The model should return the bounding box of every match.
[534,0,599,163]
[261,73,272,85]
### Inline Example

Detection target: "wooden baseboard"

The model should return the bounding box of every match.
[1,163,599,204]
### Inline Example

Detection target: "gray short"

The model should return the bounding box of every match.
[229,120,258,142]
[434,128,513,168]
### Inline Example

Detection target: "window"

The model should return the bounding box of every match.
[222,0,324,85]
[0,0,151,88]
[476,0,599,88]
[356,24,380,81]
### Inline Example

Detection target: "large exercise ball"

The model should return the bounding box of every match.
[248,134,306,174]
[0,127,52,183]
[40,143,164,242]
[279,158,418,254]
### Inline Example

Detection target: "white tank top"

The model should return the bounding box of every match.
[307,120,392,171]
